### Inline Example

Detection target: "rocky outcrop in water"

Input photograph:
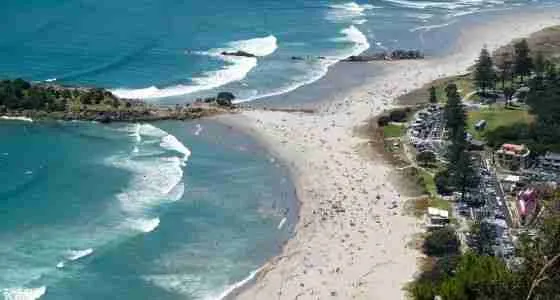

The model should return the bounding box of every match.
[343,49,424,62]
[220,50,257,58]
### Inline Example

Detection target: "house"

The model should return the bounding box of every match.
[539,152,560,171]
[426,207,449,229]
[503,174,522,192]
[495,143,531,170]
[517,188,539,224]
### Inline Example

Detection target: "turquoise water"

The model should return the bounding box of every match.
[1,1,560,299]
[0,120,295,300]
[0,0,552,103]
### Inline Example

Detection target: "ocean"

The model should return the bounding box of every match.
[0,120,296,300]
[0,0,558,299]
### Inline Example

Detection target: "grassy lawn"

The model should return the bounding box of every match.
[431,73,477,103]
[467,106,535,140]
[383,123,405,138]
[418,169,437,197]
[406,195,452,218]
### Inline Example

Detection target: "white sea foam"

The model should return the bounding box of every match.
[111,36,277,99]
[277,217,287,230]
[410,20,457,32]
[66,248,94,261]
[340,25,369,50]
[0,116,33,122]
[353,18,367,25]
[44,78,56,82]
[2,286,46,300]
[161,134,191,166]
[132,123,142,143]
[327,2,376,23]
[225,35,278,57]
[129,218,160,233]
[236,25,369,103]
[381,0,467,10]
[215,268,263,300]
[109,124,188,235]
[56,261,65,269]
[194,124,203,136]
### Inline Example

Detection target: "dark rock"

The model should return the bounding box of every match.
[291,56,304,60]
[343,49,424,62]
[216,92,235,107]
[220,50,257,58]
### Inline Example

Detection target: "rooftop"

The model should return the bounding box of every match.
[427,207,449,219]
[498,143,530,156]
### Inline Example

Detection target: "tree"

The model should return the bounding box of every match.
[423,227,460,257]
[474,48,496,94]
[444,83,466,139]
[514,39,533,83]
[435,170,454,195]
[534,52,546,78]
[216,91,235,107]
[452,143,480,203]
[429,86,437,103]
[503,86,515,106]
[496,51,514,89]
[417,151,436,166]
[469,221,497,256]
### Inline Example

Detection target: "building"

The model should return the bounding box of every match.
[503,174,522,192]
[539,152,560,171]
[426,207,450,229]
[495,143,531,170]
[517,188,539,224]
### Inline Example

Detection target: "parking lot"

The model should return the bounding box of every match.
[456,155,516,259]
[408,104,448,160]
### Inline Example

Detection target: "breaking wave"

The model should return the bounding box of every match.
[326,2,376,23]
[111,36,277,99]
[2,286,46,300]
[237,25,370,103]
[108,124,188,235]
[128,217,161,233]
[66,248,94,261]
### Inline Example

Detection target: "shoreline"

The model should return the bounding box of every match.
[219,9,560,300]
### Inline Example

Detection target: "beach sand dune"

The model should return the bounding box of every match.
[221,11,560,300]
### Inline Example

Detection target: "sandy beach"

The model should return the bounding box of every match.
[220,10,560,300]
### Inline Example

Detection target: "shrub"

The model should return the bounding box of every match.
[417,151,436,166]
[422,227,460,257]
[216,92,235,106]
[434,170,453,195]
[377,115,391,127]
[389,108,409,122]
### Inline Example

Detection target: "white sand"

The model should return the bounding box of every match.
[220,11,560,300]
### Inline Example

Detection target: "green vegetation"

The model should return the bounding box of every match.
[423,227,460,257]
[409,209,560,300]
[443,83,479,203]
[382,123,405,138]
[418,169,437,197]
[405,196,451,218]
[514,39,533,83]
[467,106,535,139]
[409,37,560,299]
[0,79,126,112]
[429,86,437,104]
[474,47,497,93]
